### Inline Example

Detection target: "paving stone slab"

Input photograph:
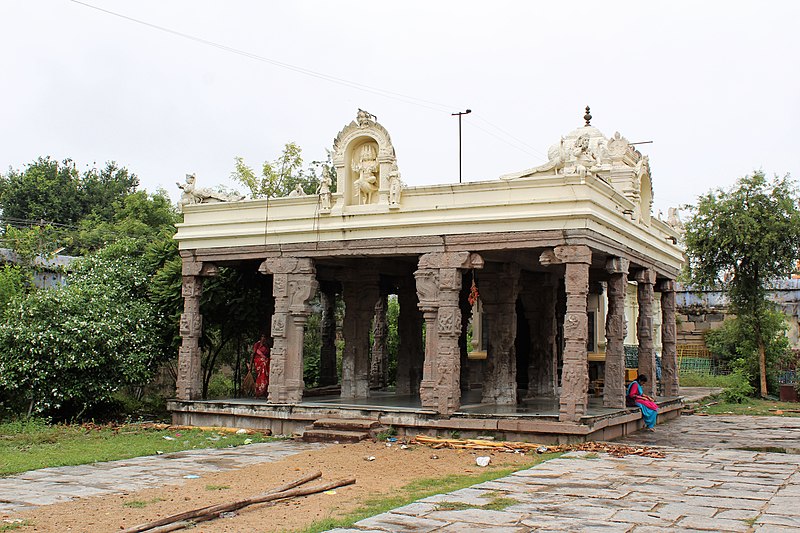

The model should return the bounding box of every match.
[352,513,449,532]
[677,515,751,531]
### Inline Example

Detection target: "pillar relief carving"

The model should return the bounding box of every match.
[260,257,318,403]
[396,280,424,395]
[341,272,380,399]
[318,285,338,387]
[370,294,389,389]
[176,261,218,401]
[658,279,679,398]
[415,252,483,415]
[480,263,521,405]
[635,268,656,397]
[541,245,592,422]
[604,257,629,408]
[521,273,558,399]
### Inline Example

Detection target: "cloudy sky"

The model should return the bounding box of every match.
[2,1,798,215]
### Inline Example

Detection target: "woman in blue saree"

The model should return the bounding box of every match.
[627,374,658,431]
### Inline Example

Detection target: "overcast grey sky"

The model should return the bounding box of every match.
[2,1,798,215]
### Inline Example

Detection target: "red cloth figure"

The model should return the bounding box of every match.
[252,334,271,398]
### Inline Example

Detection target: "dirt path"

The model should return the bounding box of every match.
[12,440,539,532]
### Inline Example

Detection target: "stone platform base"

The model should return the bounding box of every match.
[168,396,683,444]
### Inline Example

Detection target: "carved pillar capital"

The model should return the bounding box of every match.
[634,268,656,285]
[540,244,592,266]
[656,279,676,293]
[418,251,484,270]
[605,257,630,275]
[182,261,219,277]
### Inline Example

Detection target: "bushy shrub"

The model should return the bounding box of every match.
[0,240,165,419]
[705,311,791,395]
[720,369,755,403]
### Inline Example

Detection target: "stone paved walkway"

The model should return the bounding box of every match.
[0,440,325,515]
[329,415,800,532]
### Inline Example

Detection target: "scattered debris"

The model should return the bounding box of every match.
[236,429,248,435]
[476,456,491,467]
[218,512,237,519]
[365,456,376,461]
[412,435,666,458]
[183,475,200,479]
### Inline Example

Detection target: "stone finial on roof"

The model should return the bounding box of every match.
[584,106,592,126]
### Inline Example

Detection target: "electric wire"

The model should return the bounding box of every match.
[67,0,546,165]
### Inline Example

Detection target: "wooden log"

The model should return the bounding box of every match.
[137,477,357,533]
[120,471,322,533]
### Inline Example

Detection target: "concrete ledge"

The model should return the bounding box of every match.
[168,398,681,443]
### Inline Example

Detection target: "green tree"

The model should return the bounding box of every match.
[0,240,165,419]
[705,309,790,394]
[684,171,800,397]
[0,157,82,223]
[231,143,332,198]
[71,189,178,255]
[79,161,139,220]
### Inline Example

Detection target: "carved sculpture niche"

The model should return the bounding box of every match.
[331,109,403,209]
[351,141,380,205]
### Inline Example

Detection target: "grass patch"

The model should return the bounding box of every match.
[0,520,30,531]
[205,484,231,491]
[123,497,164,508]
[298,452,560,533]
[743,516,758,527]
[0,418,276,476]
[679,372,739,388]
[696,397,800,416]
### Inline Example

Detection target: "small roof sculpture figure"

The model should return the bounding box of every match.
[177,174,243,211]
[288,183,306,197]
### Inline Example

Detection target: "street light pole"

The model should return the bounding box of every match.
[451,109,471,183]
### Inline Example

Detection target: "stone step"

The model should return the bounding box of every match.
[312,417,382,431]
[301,428,371,443]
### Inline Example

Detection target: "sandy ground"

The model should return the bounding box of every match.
[13,440,539,533]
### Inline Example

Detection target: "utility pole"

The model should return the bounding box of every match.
[451,109,471,183]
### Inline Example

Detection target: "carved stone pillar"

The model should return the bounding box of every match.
[520,273,558,399]
[176,261,219,401]
[415,252,483,415]
[370,293,389,389]
[395,280,423,395]
[541,245,592,422]
[604,257,630,408]
[260,257,319,403]
[459,276,473,392]
[658,279,679,397]
[635,269,657,397]
[480,263,521,405]
[318,283,338,387]
[341,272,379,399]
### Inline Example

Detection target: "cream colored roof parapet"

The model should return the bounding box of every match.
[175,111,683,275]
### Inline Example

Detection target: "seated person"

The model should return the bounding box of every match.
[627,374,658,431]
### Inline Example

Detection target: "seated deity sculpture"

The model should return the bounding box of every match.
[351,143,379,204]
